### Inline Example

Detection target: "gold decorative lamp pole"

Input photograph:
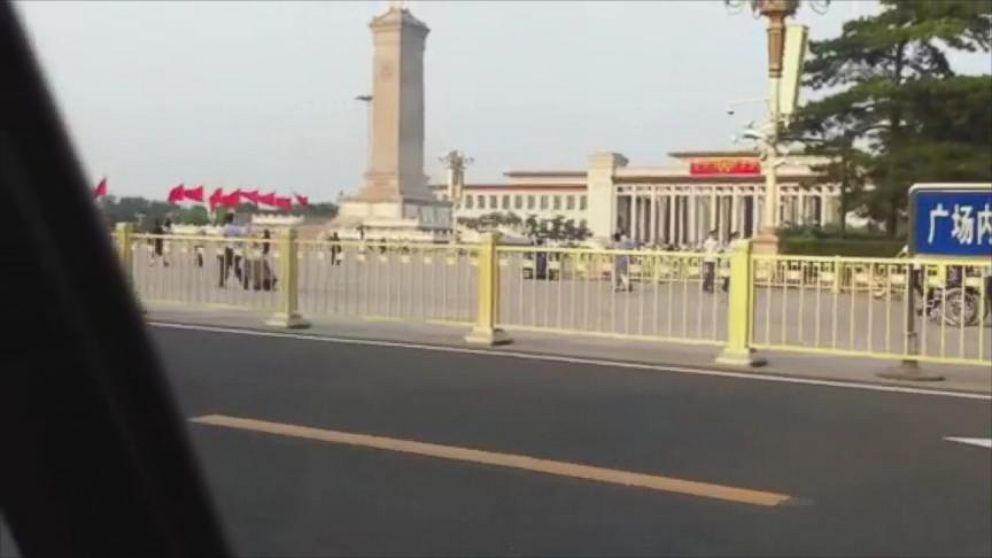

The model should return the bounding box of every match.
[756,0,799,79]
[726,0,826,253]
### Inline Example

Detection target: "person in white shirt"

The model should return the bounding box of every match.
[218,213,248,287]
[702,230,719,293]
[613,232,635,292]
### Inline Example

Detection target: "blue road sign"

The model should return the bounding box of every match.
[910,185,992,258]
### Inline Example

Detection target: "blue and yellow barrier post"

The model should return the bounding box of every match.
[265,227,310,329]
[465,232,511,346]
[716,240,766,367]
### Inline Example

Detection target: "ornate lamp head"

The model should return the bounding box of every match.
[725,0,827,77]
[725,0,829,16]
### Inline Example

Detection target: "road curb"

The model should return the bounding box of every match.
[147,318,992,398]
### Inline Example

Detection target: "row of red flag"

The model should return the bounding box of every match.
[168,184,309,211]
[93,178,310,211]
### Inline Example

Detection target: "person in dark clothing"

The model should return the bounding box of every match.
[701,230,719,293]
[149,218,169,267]
[534,238,548,280]
[217,213,246,287]
[329,231,341,265]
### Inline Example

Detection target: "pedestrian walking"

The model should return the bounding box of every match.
[702,230,719,293]
[246,228,276,291]
[149,218,169,267]
[218,213,247,287]
[329,231,341,265]
[193,227,205,268]
[613,232,634,292]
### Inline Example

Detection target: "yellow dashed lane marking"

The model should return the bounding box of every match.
[191,414,796,507]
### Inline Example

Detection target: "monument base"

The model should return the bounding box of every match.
[330,195,453,241]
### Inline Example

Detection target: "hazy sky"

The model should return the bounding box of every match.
[14,1,990,201]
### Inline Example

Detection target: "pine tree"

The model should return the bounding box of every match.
[792,0,992,237]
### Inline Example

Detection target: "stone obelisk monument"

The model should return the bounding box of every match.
[332,3,452,240]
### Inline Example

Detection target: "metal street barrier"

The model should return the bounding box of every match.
[494,245,730,345]
[751,254,992,366]
[296,238,479,325]
[128,232,281,314]
[115,228,992,369]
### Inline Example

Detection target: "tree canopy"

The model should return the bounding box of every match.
[790,0,992,236]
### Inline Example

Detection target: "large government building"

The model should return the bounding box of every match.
[431,150,841,246]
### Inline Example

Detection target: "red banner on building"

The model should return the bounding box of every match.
[689,159,761,176]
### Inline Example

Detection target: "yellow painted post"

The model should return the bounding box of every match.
[114,222,135,285]
[716,240,766,367]
[465,232,512,345]
[266,228,310,329]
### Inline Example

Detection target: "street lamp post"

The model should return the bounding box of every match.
[727,0,826,253]
[440,149,473,208]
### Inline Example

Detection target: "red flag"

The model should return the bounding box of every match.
[258,191,277,207]
[93,178,108,199]
[167,183,186,204]
[208,188,225,210]
[293,193,310,207]
[242,190,260,205]
[274,196,292,211]
[184,184,204,202]
[218,189,243,208]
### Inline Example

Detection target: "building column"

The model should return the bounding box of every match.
[672,194,680,246]
[641,195,649,241]
[797,189,807,226]
[730,190,739,237]
[818,189,827,226]
[651,190,661,244]
[667,193,675,245]
[639,193,651,242]
[751,191,760,237]
[630,191,639,241]
[756,194,764,237]
[779,191,788,227]
[687,190,697,246]
[647,190,655,244]
[586,152,629,242]
[708,187,717,238]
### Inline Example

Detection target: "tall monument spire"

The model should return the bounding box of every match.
[331,3,452,240]
[360,3,430,201]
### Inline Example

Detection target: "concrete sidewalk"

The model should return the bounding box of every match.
[145,302,992,394]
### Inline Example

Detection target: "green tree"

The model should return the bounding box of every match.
[793,0,992,237]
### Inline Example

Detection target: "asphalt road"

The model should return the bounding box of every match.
[145,324,990,557]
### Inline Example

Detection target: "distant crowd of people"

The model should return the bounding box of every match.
[607,229,744,293]
[145,213,277,291]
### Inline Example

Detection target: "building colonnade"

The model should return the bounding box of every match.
[615,183,841,246]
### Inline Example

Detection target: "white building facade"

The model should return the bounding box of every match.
[431,150,841,246]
